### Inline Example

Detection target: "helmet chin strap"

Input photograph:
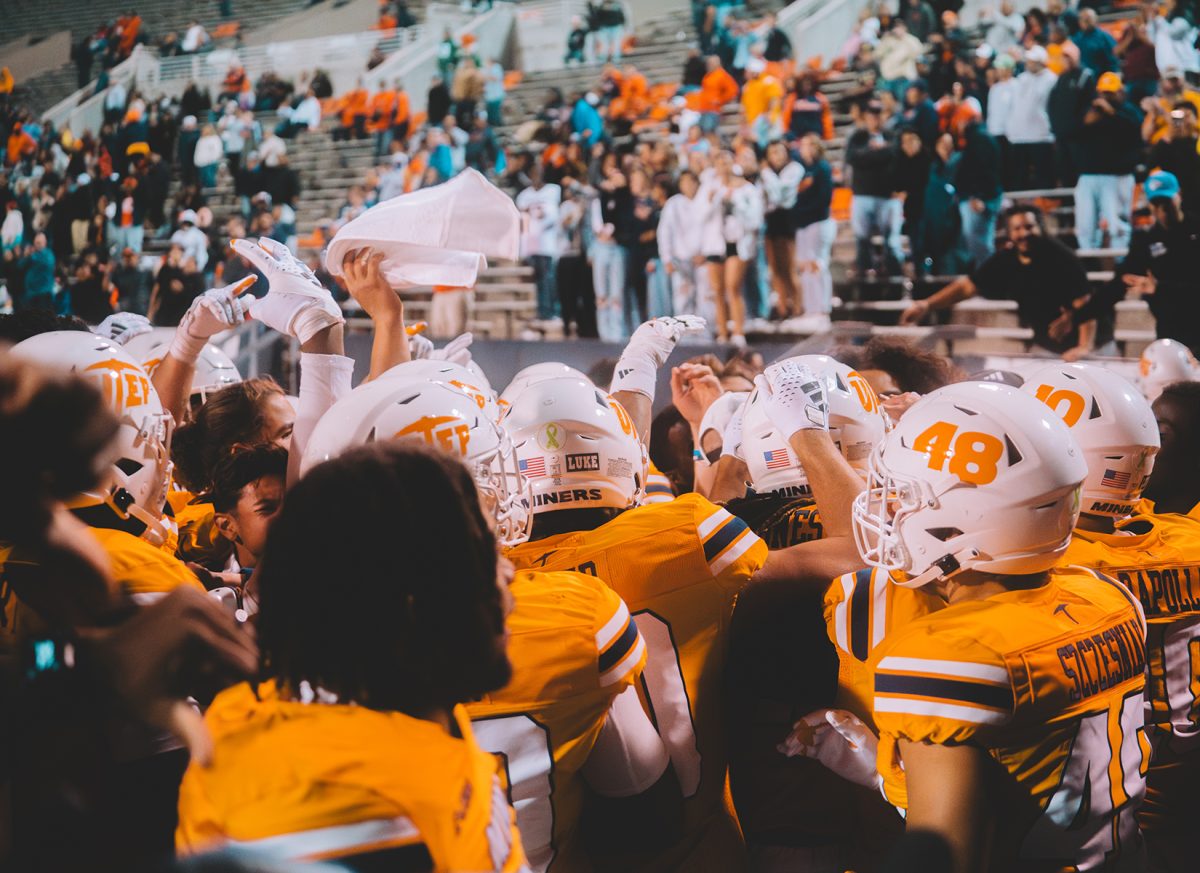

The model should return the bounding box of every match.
[126,501,169,548]
[900,547,981,589]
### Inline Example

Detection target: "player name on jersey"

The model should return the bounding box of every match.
[1113,563,1200,619]
[1056,617,1148,704]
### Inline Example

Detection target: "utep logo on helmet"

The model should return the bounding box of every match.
[86,359,152,410]
[394,414,471,456]
[566,452,600,473]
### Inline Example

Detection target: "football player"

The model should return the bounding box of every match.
[503,353,869,872]
[1136,338,1200,403]
[177,442,530,872]
[1024,362,1200,872]
[1143,380,1200,518]
[299,370,676,873]
[208,444,288,579]
[818,382,1148,873]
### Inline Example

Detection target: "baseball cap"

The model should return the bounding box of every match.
[1145,171,1180,202]
[1097,71,1123,93]
[179,209,198,224]
[1024,45,1048,64]
[1163,65,1184,80]
[864,99,884,113]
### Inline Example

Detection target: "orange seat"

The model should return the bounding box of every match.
[212,22,240,39]
[503,70,524,88]
[831,187,853,222]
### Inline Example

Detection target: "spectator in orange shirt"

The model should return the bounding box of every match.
[741,57,784,144]
[392,81,412,149]
[615,64,649,120]
[334,80,370,141]
[6,123,35,167]
[368,82,398,159]
[935,81,983,145]
[699,56,739,132]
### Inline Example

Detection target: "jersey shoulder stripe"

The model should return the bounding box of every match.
[827,567,894,661]
[597,607,646,688]
[873,655,1013,725]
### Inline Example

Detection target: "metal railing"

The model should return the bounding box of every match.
[143,27,422,97]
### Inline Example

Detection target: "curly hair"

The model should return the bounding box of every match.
[171,377,286,492]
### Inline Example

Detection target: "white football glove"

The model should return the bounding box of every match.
[431,332,473,367]
[778,708,882,790]
[231,237,344,343]
[169,276,256,364]
[96,311,154,345]
[753,360,828,440]
[611,315,708,398]
[408,333,435,360]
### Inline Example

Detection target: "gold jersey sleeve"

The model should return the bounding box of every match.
[1064,511,1200,751]
[868,567,1149,873]
[643,461,676,504]
[90,527,206,598]
[167,491,230,568]
[177,682,529,872]
[822,567,940,727]
[467,570,646,872]
[506,494,767,873]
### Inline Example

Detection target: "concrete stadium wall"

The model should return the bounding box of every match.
[241,0,381,46]
[2,31,72,84]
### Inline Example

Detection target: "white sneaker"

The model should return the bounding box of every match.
[730,333,747,348]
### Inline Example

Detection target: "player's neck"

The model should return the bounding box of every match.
[935,569,1045,605]
[1075,513,1116,535]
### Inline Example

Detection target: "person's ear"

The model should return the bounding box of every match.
[214,512,243,545]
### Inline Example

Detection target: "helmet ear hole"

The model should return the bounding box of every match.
[927,527,963,542]
[116,458,144,476]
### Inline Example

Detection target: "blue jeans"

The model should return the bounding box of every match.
[959,195,1002,268]
[1074,174,1133,250]
[591,241,628,342]
[851,195,904,273]
[199,163,218,188]
[647,259,673,318]
[529,254,559,320]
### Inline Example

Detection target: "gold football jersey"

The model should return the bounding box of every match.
[177,682,529,872]
[823,567,941,727]
[1064,512,1200,749]
[468,570,646,873]
[507,494,768,872]
[869,567,1149,873]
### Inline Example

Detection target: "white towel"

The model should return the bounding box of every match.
[325,169,521,289]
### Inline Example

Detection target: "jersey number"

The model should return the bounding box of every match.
[1157,615,1200,749]
[1021,692,1148,869]
[471,715,556,872]
[912,421,1005,486]
[634,611,702,797]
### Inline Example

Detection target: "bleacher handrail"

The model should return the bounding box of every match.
[145,27,423,95]
[41,45,156,136]
[778,0,874,69]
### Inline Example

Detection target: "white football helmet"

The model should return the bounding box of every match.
[1022,362,1158,517]
[123,328,243,405]
[12,331,174,545]
[742,355,887,498]
[380,358,501,424]
[1137,338,1200,402]
[499,362,591,413]
[503,376,646,514]
[853,382,1087,589]
[300,376,531,546]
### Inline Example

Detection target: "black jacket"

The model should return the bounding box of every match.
[1047,67,1096,145]
[845,128,898,197]
[955,124,1002,201]
[1076,98,1144,175]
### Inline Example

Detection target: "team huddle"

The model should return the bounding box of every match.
[5,232,1200,873]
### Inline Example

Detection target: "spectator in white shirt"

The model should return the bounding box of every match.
[758,140,804,320]
[441,116,470,175]
[658,170,709,321]
[516,168,562,322]
[277,89,321,139]
[194,125,224,189]
[987,54,1017,181]
[983,0,1026,55]
[104,80,128,123]
[258,130,287,168]
[170,210,209,272]
[181,20,211,54]
[1006,45,1058,189]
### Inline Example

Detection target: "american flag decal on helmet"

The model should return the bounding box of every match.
[763,448,790,470]
[1101,469,1130,489]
